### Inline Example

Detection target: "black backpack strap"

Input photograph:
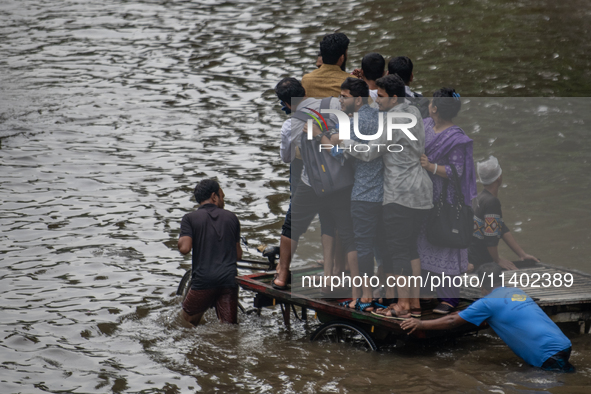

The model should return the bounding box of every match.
[320,97,338,130]
[291,111,310,123]
[320,97,332,110]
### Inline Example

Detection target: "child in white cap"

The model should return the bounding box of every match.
[468,156,539,270]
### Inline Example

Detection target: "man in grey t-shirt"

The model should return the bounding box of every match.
[342,74,432,319]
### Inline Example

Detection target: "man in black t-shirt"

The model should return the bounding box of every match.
[178,179,242,324]
[468,157,538,270]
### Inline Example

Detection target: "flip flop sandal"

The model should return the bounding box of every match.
[376,298,397,307]
[433,303,455,315]
[273,272,292,285]
[386,304,412,320]
[354,300,373,312]
[373,300,390,310]
[371,310,389,318]
[338,299,354,308]
[371,309,407,319]
[371,305,394,317]
[410,308,422,318]
[389,309,411,320]
[271,279,288,290]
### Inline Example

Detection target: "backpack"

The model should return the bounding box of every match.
[406,95,430,119]
[291,97,354,196]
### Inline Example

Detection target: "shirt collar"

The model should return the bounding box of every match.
[198,203,218,210]
[318,64,345,72]
[388,100,409,112]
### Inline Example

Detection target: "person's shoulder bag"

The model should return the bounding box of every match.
[426,164,474,249]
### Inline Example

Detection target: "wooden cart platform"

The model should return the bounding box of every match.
[236,267,484,350]
[235,261,591,349]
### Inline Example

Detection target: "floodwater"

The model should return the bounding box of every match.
[1,0,591,393]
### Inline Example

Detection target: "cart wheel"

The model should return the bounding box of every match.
[310,320,378,351]
[176,269,192,299]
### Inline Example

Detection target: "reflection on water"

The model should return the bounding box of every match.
[1,0,591,392]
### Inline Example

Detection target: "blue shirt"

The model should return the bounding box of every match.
[459,287,571,367]
[331,105,383,202]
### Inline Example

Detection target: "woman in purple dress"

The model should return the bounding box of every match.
[418,88,477,315]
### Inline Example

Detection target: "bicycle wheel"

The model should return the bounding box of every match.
[310,320,378,351]
[176,269,191,300]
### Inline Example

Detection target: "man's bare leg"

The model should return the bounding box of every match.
[347,251,362,300]
[181,309,205,326]
[396,275,411,312]
[384,273,396,301]
[321,234,335,279]
[333,234,347,276]
[410,258,421,310]
[275,235,296,287]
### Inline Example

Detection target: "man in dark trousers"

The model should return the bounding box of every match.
[400,263,574,372]
[178,179,242,325]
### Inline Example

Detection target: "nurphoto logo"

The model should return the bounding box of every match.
[302,109,418,152]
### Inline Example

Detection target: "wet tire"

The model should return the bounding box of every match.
[176,269,191,300]
[310,320,378,351]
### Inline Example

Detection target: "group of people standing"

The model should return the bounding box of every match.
[271,32,539,319]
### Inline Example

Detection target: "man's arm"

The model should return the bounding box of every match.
[178,236,192,255]
[312,128,388,162]
[487,245,518,270]
[279,119,294,163]
[341,125,390,162]
[236,242,243,261]
[306,112,388,162]
[309,122,341,145]
[400,313,467,334]
[502,232,539,262]
[342,111,417,162]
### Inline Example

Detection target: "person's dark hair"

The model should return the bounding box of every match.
[476,263,505,290]
[388,56,413,85]
[361,52,385,81]
[319,33,350,65]
[194,179,220,204]
[375,74,406,98]
[274,77,306,107]
[341,77,369,104]
[432,87,462,120]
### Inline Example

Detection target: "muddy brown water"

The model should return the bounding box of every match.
[1,0,591,392]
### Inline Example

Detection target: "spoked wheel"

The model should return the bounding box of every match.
[176,269,192,300]
[310,320,378,351]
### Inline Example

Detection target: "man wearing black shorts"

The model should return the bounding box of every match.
[178,179,242,324]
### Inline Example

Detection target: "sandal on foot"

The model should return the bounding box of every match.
[355,299,373,312]
[378,304,411,320]
[370,305,394,318]
[433,303,455,315]
[271,279,288,290]
[339,299,354,308]
[373,300,389,310]
[410,308,422,318]
[371,308,409,320]
[273,272,291,285]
